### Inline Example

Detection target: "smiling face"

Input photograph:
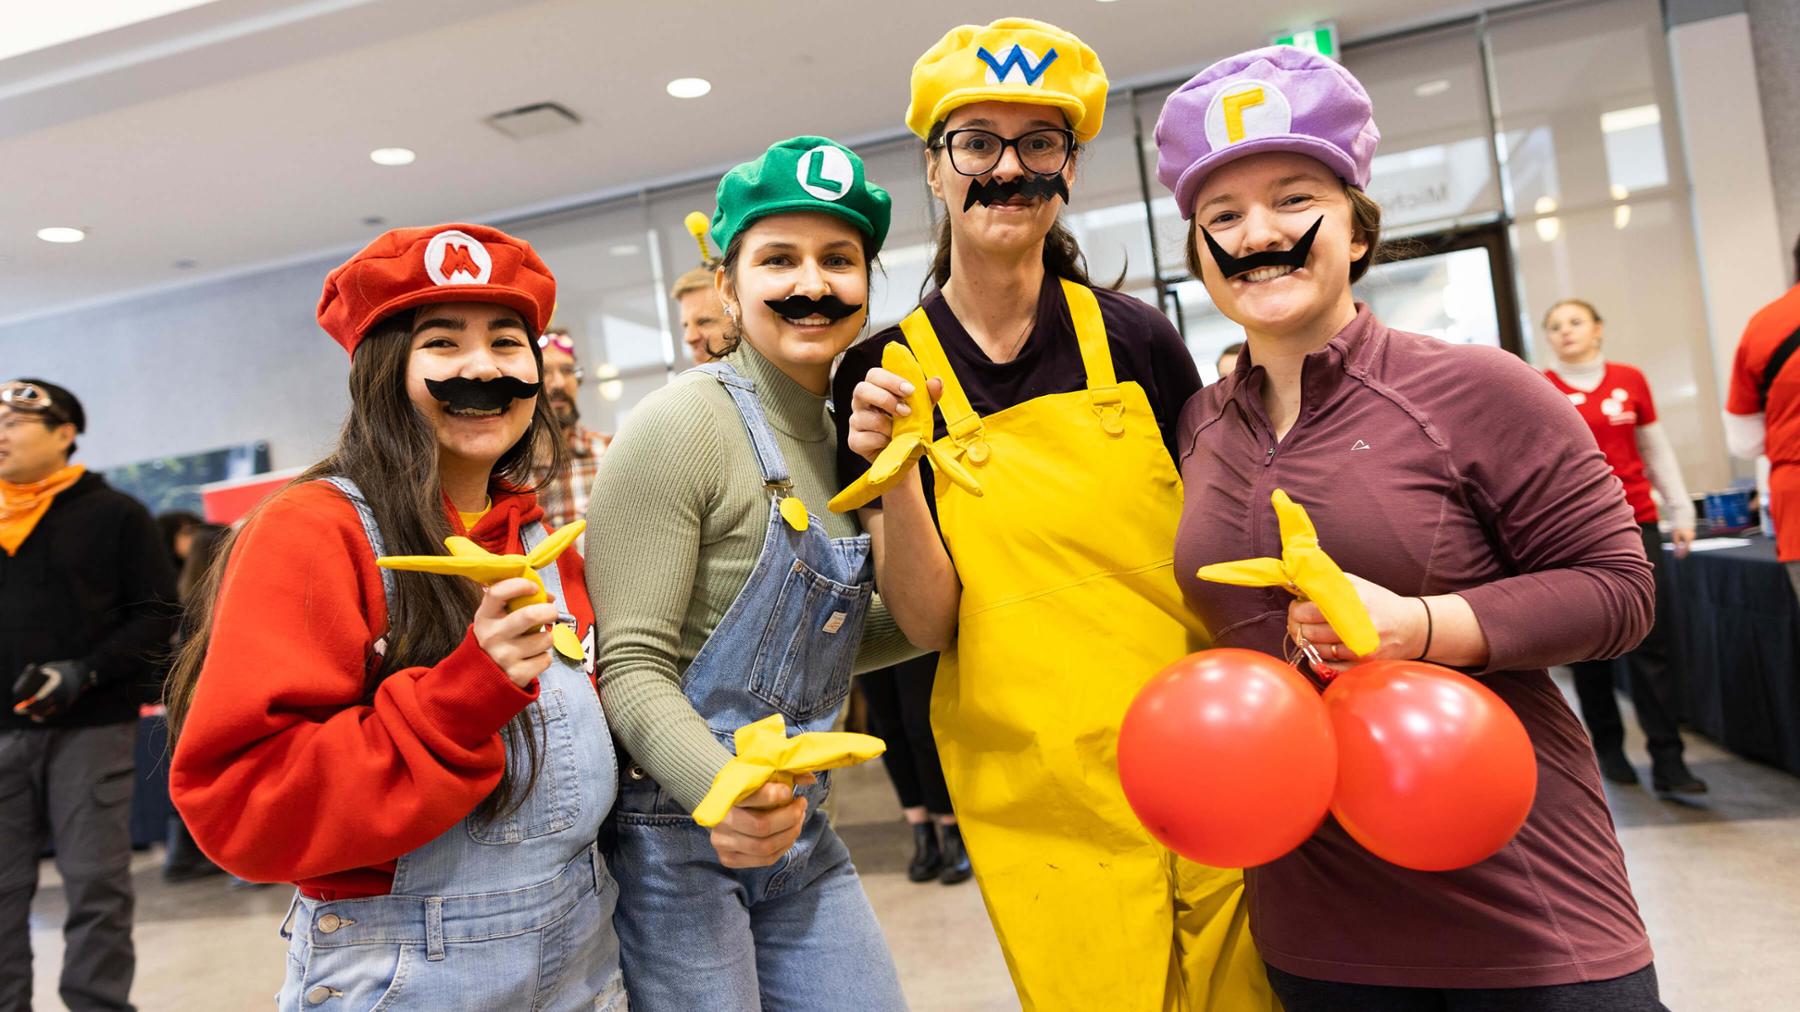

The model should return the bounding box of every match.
[678,286,727,364]
[1189,151,1367,340]
[929,101,1076,258]
[403,302,540,475]
[1544,301,1604,365]
[0,407,75,484]
[717,212,870,392]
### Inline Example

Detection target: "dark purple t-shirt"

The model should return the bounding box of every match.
[832,275,1201,499]
[1174,306,1656,988]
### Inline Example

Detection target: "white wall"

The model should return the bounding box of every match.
[1667,11,1790,406]
[0,257,350,471]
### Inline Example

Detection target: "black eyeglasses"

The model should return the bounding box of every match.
[937,128,1074,177]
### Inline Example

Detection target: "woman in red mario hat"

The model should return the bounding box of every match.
[167,224,627,1010]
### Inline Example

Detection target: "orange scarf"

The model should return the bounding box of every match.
[0,464,86,556]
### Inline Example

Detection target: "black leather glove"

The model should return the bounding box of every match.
[11,660,94,720]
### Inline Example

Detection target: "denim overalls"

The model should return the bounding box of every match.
[275,478,626,1011]
[606,363,906,1011]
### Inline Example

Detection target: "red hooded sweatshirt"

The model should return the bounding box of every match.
[170,479,594,900]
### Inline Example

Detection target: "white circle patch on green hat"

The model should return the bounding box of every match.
[796,145,854,202]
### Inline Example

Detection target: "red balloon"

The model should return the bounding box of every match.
[1119,649,1336,868]
[1324,660,1537,872]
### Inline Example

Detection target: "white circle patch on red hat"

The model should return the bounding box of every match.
[1205,80,1294,150]
[425,229,493,286]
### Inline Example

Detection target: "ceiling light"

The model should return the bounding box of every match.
[609,243,641,257]
[1532,196,1558,216]
[1413,79,1451,98]
[369,147,416,166]
[1609,184,1629,201]
[37,226,85,243]
[1535,216,1561,243]
[666,78,711,99]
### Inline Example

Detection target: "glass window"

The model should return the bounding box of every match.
[1361,247,1502,347]
[1343,24,1504,235]
[508,201,663,435]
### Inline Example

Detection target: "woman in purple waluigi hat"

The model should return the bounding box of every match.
[1155,46,1668,1010]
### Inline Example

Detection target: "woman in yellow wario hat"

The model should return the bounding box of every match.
[829,18,1276,1012]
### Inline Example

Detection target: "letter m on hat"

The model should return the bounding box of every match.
[978,44,1058,86]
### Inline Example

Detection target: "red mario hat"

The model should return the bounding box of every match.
[317,223,556,354]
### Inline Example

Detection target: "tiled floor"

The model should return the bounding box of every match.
[26,674,1800,1010]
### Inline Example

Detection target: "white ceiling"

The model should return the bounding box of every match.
[0,0,1483,325]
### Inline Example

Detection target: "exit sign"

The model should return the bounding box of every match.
[1272,23,1339,60]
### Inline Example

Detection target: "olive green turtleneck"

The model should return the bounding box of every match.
[584,340,916,811]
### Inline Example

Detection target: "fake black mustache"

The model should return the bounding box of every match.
[1201,216,1323,280]
[424,375,541,412]
[763,294,864,322]
[963,174,1071,212]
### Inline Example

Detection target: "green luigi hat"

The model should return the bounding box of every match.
[710,136,892,256]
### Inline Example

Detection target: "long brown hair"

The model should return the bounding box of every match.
[921,122,1113,295]
[166,313,566,822]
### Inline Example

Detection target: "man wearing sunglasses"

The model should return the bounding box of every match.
[531,330,613,528]
[1,378,179,1011]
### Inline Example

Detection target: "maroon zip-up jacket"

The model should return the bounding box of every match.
[1174,306,1656,988]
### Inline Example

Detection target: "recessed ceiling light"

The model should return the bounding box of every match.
[369,147,416,166]
[1413,79,1451,98]
[609,243,641,257]
[37,226,85,243]
[666,78,711,99]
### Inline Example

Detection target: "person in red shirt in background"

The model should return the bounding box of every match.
[1543,299,1706,795]
[1724,234,1800,602]
[165,225,626,1010]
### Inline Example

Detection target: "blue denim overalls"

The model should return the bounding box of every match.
[275,478,626,1011]
[606,363,906,1011]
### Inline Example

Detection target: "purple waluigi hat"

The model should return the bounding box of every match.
[1154,46,1380,220]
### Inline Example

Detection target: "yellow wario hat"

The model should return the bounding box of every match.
[906,18,1108,143]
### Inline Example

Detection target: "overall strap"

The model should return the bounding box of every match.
[900,308,989,462]
[694,362,792,487]
[1061,278,1125,437]
[320,476,397,604]
[519,521,576,624]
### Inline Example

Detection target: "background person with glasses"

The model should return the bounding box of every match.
[832,19,1270,1011]
[2,378,179,1012]
[531,328,613,529]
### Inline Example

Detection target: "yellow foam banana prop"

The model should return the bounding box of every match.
[1197,490,1380,658]
[691,714,886,828]
[377,520,589,662]
[828,342,982,512]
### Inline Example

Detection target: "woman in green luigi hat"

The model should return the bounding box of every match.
[585,136,912,1010]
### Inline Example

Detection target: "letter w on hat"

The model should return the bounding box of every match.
[977,44,1057,86]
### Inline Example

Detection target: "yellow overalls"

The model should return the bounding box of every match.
[900,279,1275,1011]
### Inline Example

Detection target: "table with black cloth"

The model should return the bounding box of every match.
[1666,534,1800,775]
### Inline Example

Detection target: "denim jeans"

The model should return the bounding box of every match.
[606,363,904,1012]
